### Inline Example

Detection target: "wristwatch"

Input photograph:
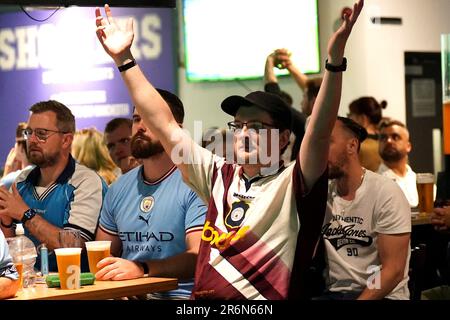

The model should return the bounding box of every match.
[135,261,149,275]
[21,208,37,224]
[325,57,347,72]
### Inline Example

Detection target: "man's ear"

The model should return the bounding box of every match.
[347,137,359,155]
[63,133,74,149]
[406,141,412,153]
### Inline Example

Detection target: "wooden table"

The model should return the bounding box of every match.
[9,277,177,300]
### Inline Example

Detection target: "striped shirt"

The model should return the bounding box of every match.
[184,142,327,299]
[16,155,107,271]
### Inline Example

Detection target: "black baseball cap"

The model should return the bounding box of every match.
[221,91,292,130]
[337,116,368,143]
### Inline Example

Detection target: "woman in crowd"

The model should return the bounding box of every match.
[72,128,119,185]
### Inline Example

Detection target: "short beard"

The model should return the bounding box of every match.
[131,134,165,159]
[327,153,347,180]
[380,148,404,163]
[328,165,345,180]
[28,150,59,168]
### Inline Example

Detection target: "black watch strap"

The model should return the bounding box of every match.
[325,57,347,72]
[118,59,137,73]
[21,208,36,224]
[134,261,149,275]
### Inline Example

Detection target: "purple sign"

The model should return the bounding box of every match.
[0,7,175,167]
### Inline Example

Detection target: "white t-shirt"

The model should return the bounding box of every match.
[323,169,411,300]
[377,163,418,207]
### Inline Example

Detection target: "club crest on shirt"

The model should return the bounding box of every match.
[225,201,249,229]
[140,196,155,213]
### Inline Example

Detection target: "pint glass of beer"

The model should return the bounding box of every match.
[416,173,434,214]
[55,248,82,289]
[84,241,111,275]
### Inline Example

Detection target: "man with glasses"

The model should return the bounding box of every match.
[95,0,364,299]
[377,120,418,207]
[0,100,107,272]
[104,117,140,174]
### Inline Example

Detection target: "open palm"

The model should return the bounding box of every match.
[327,0,364,61]
[95,5,134,58]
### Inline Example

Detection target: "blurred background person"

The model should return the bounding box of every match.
[264,48,322,163]
[377,120,418,207]
[104,117,139,174]
[348,96,387,171]
[0,122,33,189]
[72,128,119,185]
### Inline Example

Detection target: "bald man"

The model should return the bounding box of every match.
[377,120,418,207]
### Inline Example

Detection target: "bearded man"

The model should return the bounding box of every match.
[0,100,107,272]
[377,120,418,207]
[94,89,206,300]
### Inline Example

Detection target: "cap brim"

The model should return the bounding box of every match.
[221,95,274,116]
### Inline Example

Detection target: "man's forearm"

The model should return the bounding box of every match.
[264,57,277,84]
[24,215,64,250]
[287,64,308,90]
[0,278,19,299]
[357,267,404,300]
[146,251,197,280]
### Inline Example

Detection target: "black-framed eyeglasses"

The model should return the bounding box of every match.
[106,137,131,151]
[227,121,276,132]
[23,127,68,142]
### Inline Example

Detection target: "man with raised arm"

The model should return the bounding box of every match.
[95,0,364,299]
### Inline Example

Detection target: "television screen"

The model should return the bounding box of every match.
[0,1,175,7]
[182,0,320,82]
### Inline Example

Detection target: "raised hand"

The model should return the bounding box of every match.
[327,0,364,64]
[274,48,292,69]
[95,4,134,63]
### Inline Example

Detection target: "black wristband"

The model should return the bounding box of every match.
[1,220,13,228]
[21,208,36,224]
[118,59,137,72]
[136,261,149,275]
[325,57,347,72]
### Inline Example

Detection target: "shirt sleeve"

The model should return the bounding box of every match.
[98,185,119,235]
[184,189,207,234]
[183,139,227,204]
[374,179,412,234]
[0,231,19,281]
[66,168,107,241]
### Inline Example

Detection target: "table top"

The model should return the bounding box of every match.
[9,276,178,300]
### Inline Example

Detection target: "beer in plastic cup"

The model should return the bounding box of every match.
[416,173,434,214]
[55,248,82,289]
[85,241,111,274]
[14,262,23,289]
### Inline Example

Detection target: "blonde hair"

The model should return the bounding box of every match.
[72,128,119,185]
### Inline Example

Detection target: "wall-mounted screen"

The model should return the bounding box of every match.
[182,0,320,82]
